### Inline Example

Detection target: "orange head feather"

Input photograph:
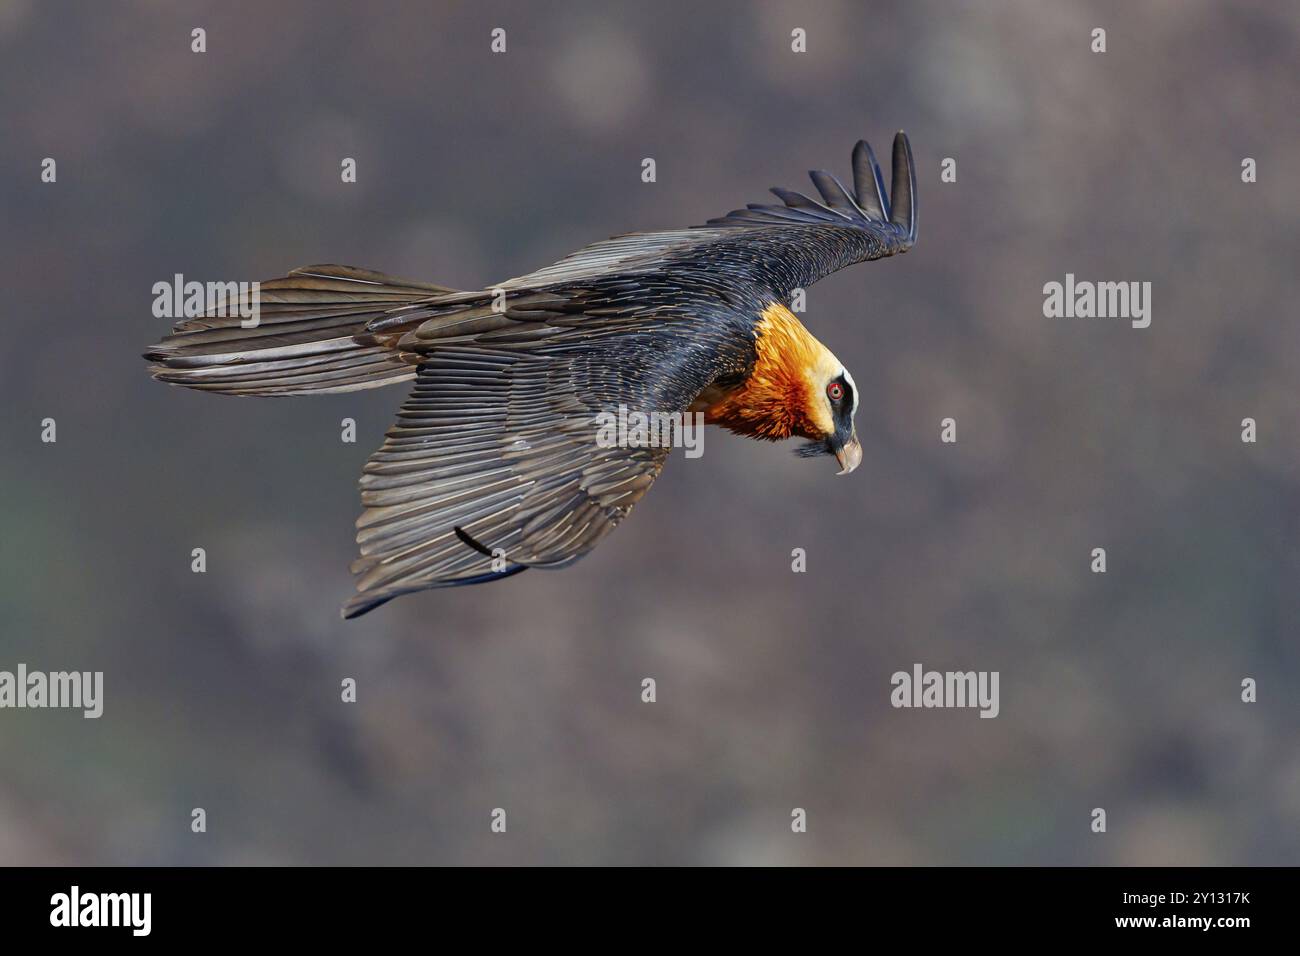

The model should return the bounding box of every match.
[695,302,845,441]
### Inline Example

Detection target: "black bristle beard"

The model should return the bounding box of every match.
[795,440,831,459]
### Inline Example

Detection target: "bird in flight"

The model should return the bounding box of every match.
[145,132,917,617]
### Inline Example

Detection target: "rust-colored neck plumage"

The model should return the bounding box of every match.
[694,303,838,441]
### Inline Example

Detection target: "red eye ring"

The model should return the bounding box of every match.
[827,382,844,401]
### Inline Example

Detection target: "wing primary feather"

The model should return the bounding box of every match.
[808,169,865,216]
[852,139,889,220]
[890,131,917,242]
[340,563,528,619]
[770,187,834,215]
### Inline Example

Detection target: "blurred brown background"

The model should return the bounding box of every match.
[1,0,1298,865]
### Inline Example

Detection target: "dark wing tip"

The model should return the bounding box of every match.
[700,131,917,252]
[807,169,862,216]
[770,186,823,212]
[890,131,917,245]
[851,138,890,221]
[340,561,530,618]
[341,592,395,619]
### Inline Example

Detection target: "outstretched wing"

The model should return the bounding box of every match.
[342,133,916,615]
[343,314,731,618]
[499,132,916,301]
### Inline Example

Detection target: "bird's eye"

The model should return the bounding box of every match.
[827,381,844,402]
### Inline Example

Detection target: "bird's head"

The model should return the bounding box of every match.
[754,301,862,474]
[701,302,862,474]
[793,357,862,475]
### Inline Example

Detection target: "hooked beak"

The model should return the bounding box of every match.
[833,433,862,475]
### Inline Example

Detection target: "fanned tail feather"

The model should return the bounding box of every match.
[143,264,459,396]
